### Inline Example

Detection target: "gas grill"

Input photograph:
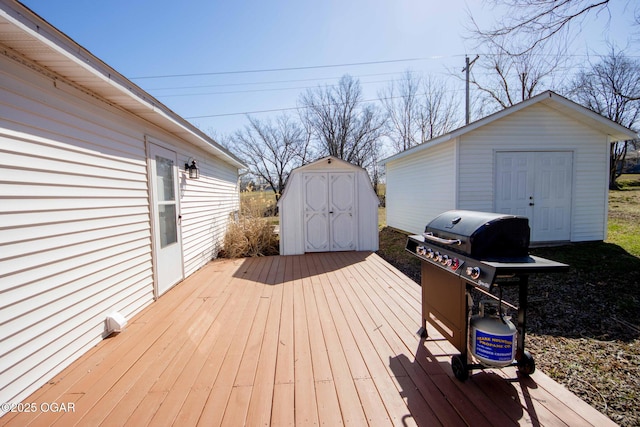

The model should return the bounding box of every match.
[405,210,568,381]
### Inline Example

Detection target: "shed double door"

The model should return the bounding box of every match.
[303,172,357,252]
[495,151,573,242]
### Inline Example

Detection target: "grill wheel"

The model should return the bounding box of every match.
[451,355,469,381]
[517,350,536,375]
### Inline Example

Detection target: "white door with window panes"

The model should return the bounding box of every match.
[148,142,183,296]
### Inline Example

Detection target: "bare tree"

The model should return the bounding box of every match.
[379,71,461,153]
[464,36,570,115]
[417,76,461,142]
[299,75,385,169]
[230,114,311,200]
[467,0,638,55]
[568,48,640,188]
[379,70,422,152]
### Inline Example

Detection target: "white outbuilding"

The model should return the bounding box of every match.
[278,156,379,255]
[380,91,637,245]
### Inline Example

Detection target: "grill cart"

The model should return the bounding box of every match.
[405,210,569,381]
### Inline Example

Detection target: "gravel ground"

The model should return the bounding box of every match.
[377,228,640,426]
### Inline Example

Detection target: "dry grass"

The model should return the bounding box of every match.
[219,190,279,258]
[221,217,279,258]
[239,189,278,224]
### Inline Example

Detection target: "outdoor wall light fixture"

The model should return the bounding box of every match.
[185,157,199,179]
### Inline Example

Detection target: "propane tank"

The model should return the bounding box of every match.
[469,300,517,367]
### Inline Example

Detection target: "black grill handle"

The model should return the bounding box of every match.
[422,232,461,246]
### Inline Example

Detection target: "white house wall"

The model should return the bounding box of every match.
[385,140,457,234]
[457,103,609,241]
[0,53,239,409]
[180,157,239,276]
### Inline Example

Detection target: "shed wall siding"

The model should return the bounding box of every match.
[356,171,380,251]
[278,158,378,255]
[385,140,456,234]
[279,171,304,255]
[0,54,239,407]
[457,103,609,241]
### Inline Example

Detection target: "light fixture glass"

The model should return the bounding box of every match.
[185,158,199,179]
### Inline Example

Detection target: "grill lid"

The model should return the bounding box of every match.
[424,210,530,260]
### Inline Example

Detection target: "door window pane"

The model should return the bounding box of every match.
[159,204,178,247]
[156,156,175,201]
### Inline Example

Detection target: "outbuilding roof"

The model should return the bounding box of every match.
[380,90,638,166]
[0,0,246,169]
[277,155,373,204]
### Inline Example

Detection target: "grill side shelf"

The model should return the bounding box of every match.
[482,256,569,275]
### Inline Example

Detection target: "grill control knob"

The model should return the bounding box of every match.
[426,248,434,258]
[451,258,460,271]
[441,255,451,266]
[466,266,481,280]
[434,252,443,262]
[416,246,425,256]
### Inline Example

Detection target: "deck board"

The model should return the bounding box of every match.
[1,253,616,427]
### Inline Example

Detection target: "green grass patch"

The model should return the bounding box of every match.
[608,173,640,257]
[608,218,640,257]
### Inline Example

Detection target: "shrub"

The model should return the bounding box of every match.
[221,213,279,258]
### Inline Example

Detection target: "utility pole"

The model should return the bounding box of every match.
[462,55,479,125]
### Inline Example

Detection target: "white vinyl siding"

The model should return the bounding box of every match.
[385,140,456,234]
[571,136,610,241]
[278,170,305,255]
[458,103,608,241]
[180,157,239,276]
[0,51,240,409]
[0,114,153,408]
[383,97,618,243]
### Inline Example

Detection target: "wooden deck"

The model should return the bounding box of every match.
[1,252,615,426]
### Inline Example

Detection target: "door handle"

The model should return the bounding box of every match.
[529,203,534,206]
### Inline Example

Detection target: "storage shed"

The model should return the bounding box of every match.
[278,156,379,255]
[0,1,245,413]
[380,91,637,244]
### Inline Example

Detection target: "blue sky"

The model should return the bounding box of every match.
[20,0,636,139]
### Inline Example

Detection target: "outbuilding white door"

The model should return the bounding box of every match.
[495,151,573,242]
[148,142,183,296]
[303,172,357,252]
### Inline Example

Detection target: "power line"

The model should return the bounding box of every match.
[132,51,632,81]
[146,71,409,91]
[169,51,637,121]
[186,106,301,119]
[130,56,451,80]
[185,88,465,119]
[157,78,397,98]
